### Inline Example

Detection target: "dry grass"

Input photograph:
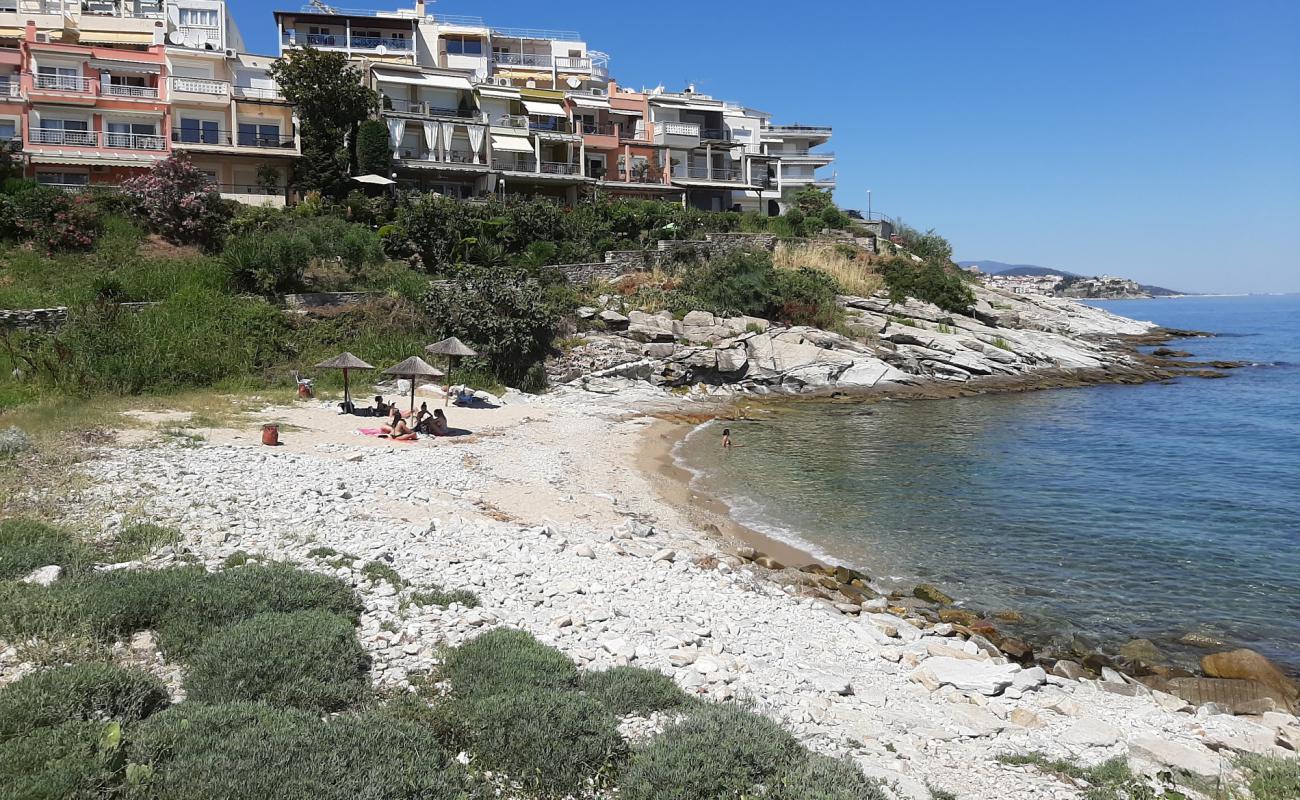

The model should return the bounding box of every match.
[773,241,883,297]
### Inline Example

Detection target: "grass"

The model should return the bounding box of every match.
[107,523,180,561]
[185,611,371,712]
[441,627,579,700]
[580,666,695,716]
[992,336,1012,350]
[360,560,404,588]
[405,585,480,609]
[0,719,119,800]
[1238,754,1300,800]
[0,663,168,739]
[889,315,919,327]
[0,518,95,579]
[773,241,883,297]
[998,753,1159,800]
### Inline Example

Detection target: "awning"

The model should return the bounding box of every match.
[89,59,161,74]
[372,67,472,91]
[476,84,519,99]
[568,94,609,110]
[609,108,643,117]
[490,134,533,153]
[352,174,396,185]
[522,100,566,117]
[29,154,161,167]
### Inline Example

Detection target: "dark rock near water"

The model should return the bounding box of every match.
[1119,638,1165,664]
[1200,649,1299,710]
[938,608,980,626]
[913,583,954,605]
[1052,659,1089,680]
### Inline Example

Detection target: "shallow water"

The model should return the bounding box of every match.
[677,295,1300,671]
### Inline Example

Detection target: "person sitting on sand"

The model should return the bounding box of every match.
[430,408,450,436]
[373,396,390,417]
[413,402,434,433]
[381,407,417,441]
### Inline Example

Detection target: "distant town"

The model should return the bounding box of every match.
[959,261,1187,299]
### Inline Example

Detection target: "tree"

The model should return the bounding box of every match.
[790,185,835,216]
[120,153,231,250]
[269,48,378,197]
[355,119,393,177]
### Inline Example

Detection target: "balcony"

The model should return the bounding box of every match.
[30,74,96,94]
[699,128,731,142]
[529,119,575,135]
[491,114,529,131]
[236,132,296,150]
[619,124,652,143]
[395,148,482,166]
[171,130,297,150]
[172,129,232,146]
[31,0,164,18]
[104,131,165,150]
[492,157,584,177]
[232,85,284,101]
[540,160,580,175]
[492,52,551,69]
[677,165,745,183]
[579,121,616,137]
[102,83,159,99]
[654,120,701,147]
[763,124,832,135]
[0,83,19,101]
[171,77,230,97]
[282,33,413,52]
[29,127,98,146]
[383,98,485,121]
[349,36,413,52]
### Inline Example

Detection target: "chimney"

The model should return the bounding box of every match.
[415,0,425,16]
[25,20,36,42]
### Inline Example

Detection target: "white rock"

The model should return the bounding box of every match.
[20,565,62,586]
[912,657,1022,696]
[574,544,596,559]
[1061,717,1122,747]
[1128,736,1228,780]
[651,548,676,563]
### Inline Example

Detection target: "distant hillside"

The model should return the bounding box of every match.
[958,260,1081,278]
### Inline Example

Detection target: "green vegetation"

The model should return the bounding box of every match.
[1238,754,1300,800]
[580,665,695,715]
[879,257,975,315]
[0,518,94,579]
[107,523,180,562]
[185,611,370,711]
[355,118,394,177]
[0,664,167,738]
[998,753,1159,800]
[441,627,580,700]
[359,560,404,588]
[406,585,480,609]
[0,719,120,800]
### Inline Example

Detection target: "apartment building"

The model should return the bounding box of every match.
[761,123,834,198]
[646,86,767,212]
[573,81,680,201]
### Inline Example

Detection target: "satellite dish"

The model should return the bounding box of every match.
[182,32,199,49]
[167,30,185,45]
[375,44,388,56]
[525,79,536,89]
[565,77,581,89]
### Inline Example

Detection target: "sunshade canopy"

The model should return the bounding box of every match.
[568,94,609,109]
[425,337,479,357]
[522,99,567,117]
[490,134,534,153]
[315,352,375,370]
[384,356,445,378]
[373,67,473,91]
[352,174,396,185]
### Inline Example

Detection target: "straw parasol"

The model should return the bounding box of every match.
[383,356,445,414]
[314,352,375,411]
[425,337,479,406]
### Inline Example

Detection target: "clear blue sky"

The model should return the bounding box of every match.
[237,0,1299,293]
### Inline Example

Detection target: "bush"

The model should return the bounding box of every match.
[0,183,102,251]
[406,585,479,609]
[442,627,578,700]
[0,720,117,799]
[678,249,777,318]
[185,611,370,711]
[0,518,93,579]
[0,664,168,738]
[879,257,976,315]
[127,702,471,800]
[108,523,180,561]
[424,264,559,386]
[355,118,393,177]
[581,666,693,716]
[767,754,889,800]
[120,153,232,250]
[455,688,624,797]
[222,215,385,295]
[618,704,806,800]
[771,267,843,328]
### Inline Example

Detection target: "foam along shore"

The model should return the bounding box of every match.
[11,370,1292,800]
[548,279,1235,398]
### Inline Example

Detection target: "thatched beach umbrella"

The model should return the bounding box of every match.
[383,356,445,414]
[314,352,374,411]
[425,337,479,407]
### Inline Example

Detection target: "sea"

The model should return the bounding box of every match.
[675,294,1300,673]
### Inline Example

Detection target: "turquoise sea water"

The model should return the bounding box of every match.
[677,295,1300,672]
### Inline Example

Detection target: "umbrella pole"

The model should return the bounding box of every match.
[343,368,350,411]
[410,378,416,415]
[445,357,451,407]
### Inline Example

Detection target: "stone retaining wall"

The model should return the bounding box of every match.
[0,307,69,332]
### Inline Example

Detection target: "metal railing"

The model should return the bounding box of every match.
[35,181,93,192]
[171,77,229,96]
[775,150,835,159]
[215,183,285,196]
[434,14,487,27]
[102,83,159,99]
[491,25,581,40]
[659,121,700,137]
[172,129,232,145]
[383,98,484,120]
[682,165,743,182]
[232,85,284,101]
[283,32,412,50]
[579,121,616,136]
[612,168,665,184]
[349,36,413,50]
[31,73,95,93]
[29,127,97,146]
[492,157,535,173]
[699,128,731,141]
[39,0,164,17]
[762,124,832,135]
[492,114,529,130]
[104,131,165,150]
[0,83,19,99]
[620,124,652,142]
[492,52,551,69]
[236,132,296,148]
[554,56,591,71]
[398,149,480,165]
[175,129,295,149]
[540,160,580,175]
[529,119,573,134]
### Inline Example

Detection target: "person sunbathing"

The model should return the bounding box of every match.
[413,402,434,433]
[430,408,450,436]
[380,407,418,441]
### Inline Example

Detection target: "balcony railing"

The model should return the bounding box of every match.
[0,83,19,99]
[31,73,95,93]
[493,157,535,173]
[397,148,480,165]
[171,77,229,96]
[529,119,574,134]
[659,121,700,137]
[172,129,232,146]
[492,114,529,131]
[232,85,283,101]
[612,168,665,184]
[350,36,413,51]
[777,150,835,159]
[104,131,165,150]
[282,33,413,50]
[384,98,484,121]
[236,132,296,148]
[215,183,286,196]
[681,165,743,182]
[492,52,551,69]
[29,127,98,146]
[540,160,580,175]
[102,83,159,99]
[554,56,591,71]
[36,0,164,18]
[36,181,93,192]
[763,124,832,135]
[699,128,731,141]
[579,121,616,137]
[619,124,652,143]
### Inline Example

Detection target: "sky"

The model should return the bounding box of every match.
[233,0,1300,294]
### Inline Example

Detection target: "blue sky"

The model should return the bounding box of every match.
[235,0,1299,293]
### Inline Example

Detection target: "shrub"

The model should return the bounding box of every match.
[0,183,102,251]
[424,264,559,386]
[356,118,393,176]
[768,753,889,800]
[455,688,624,797]
[127,702,471,800]
[1240,754,1300,800]
[771,267,843,328]
[678,249,777,318]
[879,257,976,315]
[0,720,117,799]
[406,585,479,609]
[0,664,168,738]
[442,627,578,700]
[360,560,403,588]
[108,523,180,561]
[221,229,311,295]
[0,425,32,460]
[120,153,232,250]
[185,611,370,711]
[618,704,806,800]
[222,215,385,295]
[0,518,94,579]
[580,666,693,716]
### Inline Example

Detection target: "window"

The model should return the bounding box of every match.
[178,8,218,27]
[36,172,88,187]
[445,36,482,55]
[238,122,281,147]
[0,119,15,140]
[36,65,81,91]
[178,117,221,144]
[106,121,160,149]
[42,118,89,131]
[109,75,147,88]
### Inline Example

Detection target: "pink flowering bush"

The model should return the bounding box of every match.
[121,153,232,250]
[0,184,102,251]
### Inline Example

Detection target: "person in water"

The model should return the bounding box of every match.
[722,428,738,449]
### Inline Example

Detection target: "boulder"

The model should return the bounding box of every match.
[754,556,785,570]
[1127,736,1228,781]
[1161,676,1295,715]
[20,565,62,586]
[913,583,954,605]
[1052,659,1088,680]
[1119,638,1164,664]
[715,346,748,373]
[1060,717,1121,747]
[1201,649,1298,710]
[599,310,630,329]
[681,310,716,327]
[911,656,1022,696]
[937,608,979,626]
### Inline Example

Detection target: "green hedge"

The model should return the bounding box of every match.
[442,626,579,700]
[0,664,168,738]
[580,666,693,716]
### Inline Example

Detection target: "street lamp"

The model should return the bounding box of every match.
[866,189,872,220]
[498,177,506,202]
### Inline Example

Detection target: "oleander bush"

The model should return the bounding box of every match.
[617,703,807,800]
[120,153,232,251]
[185,611,370,711]
[441,627,579,700]
[0,719,118,800]
[126,702,473,800]
[0,518,94,579]
[454,688,626,797]
[0,664,168,738]
[0,181,103,251]
[580,665,694,716]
